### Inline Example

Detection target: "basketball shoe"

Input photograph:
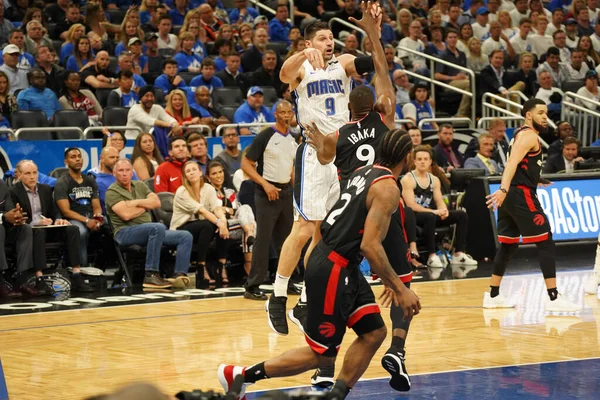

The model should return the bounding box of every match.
[483,292,516,308]
[381,347,411,391]
[217,364,250,400]
[584,274,600,295]
[310,364,335,388]
[265,295,289,335]
[288,301,307,333]
[545,294,581,312]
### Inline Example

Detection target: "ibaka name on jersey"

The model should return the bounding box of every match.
[306,79,345,98]
[347,127,376,145]
[345,174,367,194]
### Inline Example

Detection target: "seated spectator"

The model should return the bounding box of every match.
[54,147,104,269]
[407,127,422,147]
[481,21,515,59]
[45,0,69,23]
[241,28,271,73]
[535,70,563,104]
[536,47,568,88]
[17,68,62,120]
[212,37,233,73]
[157,15,178,52]
[188,133,213,175]
[56,4,85,41]
[464,117,509,168]
[170,160,229,286]
[393,69,412,106]
[514,52,538,98]
[125,85,181,142]
[66,36,94,72]
[402,83,438,131]
[479,50,525,105]
[128,37,148,74]
[576,69,600,109]
[88,146,137,210]
[166,88,201,126]
[60,24,87,64]
[154,58,186,96]
[459,0,481,25]
[286,36,306,59]
[154,136,189,193]
[579,35,599,69]
[343,33,361,56]
[107,70,139,108]
[0,2,13,46]
[144,32,163,78]
[464,133,503,175]
[466,37,489,72]
[35,45,65,95]
[132,132,164,180]
[141,2,167,32]
[0,44,28,94]
[548,121,575,156]
[383,44,402,80]
[169,0,189,26]
[233,86,275,135]
[432,123,464,171]
[577,7,594,36]
[510,18,533,56]
[116,52,147,93]
[434,28,471,118]
[0,71,17,129]
[216,52,250,90]
[102,129,127,156]
[189,86,230,131]
[0,29,34,72]
[189,58,224,92]
[10,160,92,292]
[565,48,590,80]
[498,10,518,39]
[198,4,224,42]
[215,127,242,176]
[251,50,282,94]
[206,160,256,282]
[530,15,554,58]
[401,146,477,268]
[106,158,193,289]
[458,23,474,53]
[24,20,52,55]
[510,0,529,26]
[174,31,203,73]
[139,0,158,27]
[397,21,429,77]
[471,6,490,41]
[269,4,293,45]
[543,136,584,173]
[229,0,258,25]
[547,8,566,36]
[553,30,572,63]
[81,51,118,92]
[58,71,103,125]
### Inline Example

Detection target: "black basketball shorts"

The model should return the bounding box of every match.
[304,242,384,358]
[497,185,552,244]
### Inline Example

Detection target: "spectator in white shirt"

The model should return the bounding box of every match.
[547,8,566,36]
[530,15,554,58]
[536,46,568,88]
[157,15,178,52]
[397,20,430,77]
[565,18,580,48]
[0,44,27,94]
[482,21,515,60]
[535,70,562,104]
[471,6,490,40]
[498,10,519,39]
[487,0,501,22]
[589,0,599,22]
[575,69,600,109]
[591,19,600,51]
[510,0,529,27]
[510,18,533,55]
[553,30,572,63]
[565,48,590,79]
[125,85,181,139]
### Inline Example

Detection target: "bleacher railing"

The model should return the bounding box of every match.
[83,126,142,140]
[561,91,600,146]
[15,127,83,140]
[328,18,366,54]
[395,45,476,124]
[0,128,15,141]
[215,122,276,136]
[477,116,525,130]
[418,117,473,129]
[482,92,558,135]
[182,124,213,136]
[249,0,294,22]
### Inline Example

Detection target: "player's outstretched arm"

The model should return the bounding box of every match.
[280,49,322,88]
[304,122,337,165]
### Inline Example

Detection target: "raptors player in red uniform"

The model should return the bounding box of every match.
[484,99,580,311]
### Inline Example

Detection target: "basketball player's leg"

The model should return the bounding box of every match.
[584,234,600,294]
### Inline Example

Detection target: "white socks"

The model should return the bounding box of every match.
[300,284,307,303]
[273,274,290,298]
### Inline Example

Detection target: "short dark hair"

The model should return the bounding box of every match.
[547,46,560,56]
[519,18,532,26]
[563,136,581,148]
[522,98,546,117]
[227,51,240,59]
[169,136,186,150]
[552,30,566,39]
[162,58,177,69]
[552,8,564,16]
[214,37,232,50]
[439,123,453,132]
[349,85,375,113]
[409,83,429,101]
[118,69,133,79]
[444,28,458,40]
[158,14,172,24]
[489,49,504,59]
[263,49,277,59]
[304,21,330,40]
[201,58,215,68]
[413,144,434,159]
[64,147,81,159]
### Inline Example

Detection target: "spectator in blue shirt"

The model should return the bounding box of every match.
[189,58,224,92]
[17,68,62,120]
[154,58,187,95]
[228,0,259,25]
[107,70,140,108]
[169,0,189,26]
[117,52,147,94]
[268,4,293,45]
[385,44,403,81]
[213,37,233,72]
[66,36,93,72]
[139,0,157,25]
[233,86,275,135]
[174,31,204,73]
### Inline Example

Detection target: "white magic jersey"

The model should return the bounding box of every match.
[293,56,352,136]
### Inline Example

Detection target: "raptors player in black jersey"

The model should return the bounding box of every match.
[304,13,416,391]
[218,130,421,400]
[485,99,580,312]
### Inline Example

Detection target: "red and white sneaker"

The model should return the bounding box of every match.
[217,364,250,399]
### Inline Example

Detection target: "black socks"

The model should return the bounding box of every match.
[490,285,500,298]
[391,336,405,352]
[548,287,558,301]
[244,362,268,384]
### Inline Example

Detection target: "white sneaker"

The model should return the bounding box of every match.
[452,253,478,266]
[427,255,444,268]
[483,292,516,309]
[545,294,581,312]
[584,274,600,295]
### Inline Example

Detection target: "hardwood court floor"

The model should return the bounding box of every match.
[1,270,599,399]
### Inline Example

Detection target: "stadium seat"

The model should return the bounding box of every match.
[179,72,197,85]
[108,56,118,73]
[144,178,154,192]
[321,11,337,22]
[267,42,288,56]
[220,106,238,122]
[95,88,113,108]
[49,167,69,179]
[562,80,585,93]
[53,110,89,139]
[153,192,174,227]
[107,9,126,25]
[10,110,51,140]
[259,86,278,107]
[103,106,130,127]
[52,40,62,57]
[158,48,175,58]
[46,23,57,39]
[154,88,166,107]
[172,25,182,34]
[212,87,243,107]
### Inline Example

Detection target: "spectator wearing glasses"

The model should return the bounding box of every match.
[198,3,223,41]
[464,133,503,175]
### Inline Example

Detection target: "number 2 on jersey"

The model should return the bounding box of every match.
[356,144,375,165]
[325,97,335,116]
[325,193,351,226]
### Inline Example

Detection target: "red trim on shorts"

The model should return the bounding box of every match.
[304,334,334,355]
[324,251,349,316]
[517,185,537,212]
[522,232,549,243]
[347,303,381,328]
[399,272,413,283]
[498,235,520,244]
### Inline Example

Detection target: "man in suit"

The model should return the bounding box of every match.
[547,121,574,157]
[0,179,44,298]
[543,136,584,173]
[478,50,525,108]
[464,133,503,175]
[10,160,93,293]
[464,118,509,169]
[433,124,464,171]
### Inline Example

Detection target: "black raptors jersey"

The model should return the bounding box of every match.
[321,165,396,265]
[508,125,543,189]
[335,111,388,188]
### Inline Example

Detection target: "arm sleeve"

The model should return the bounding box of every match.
[82,89,103,117]
[204,185,222,212]
[91,178,100,199]
[58,96,73,110]
[154,165,169,193]
[245,129,271,161]
[16,91,28,110]
[156,106,177,125]
[233,106,250,123]
[131,104,161,128]
[154,75,170,95]
[53,178,68,200]
[175,188,203,214]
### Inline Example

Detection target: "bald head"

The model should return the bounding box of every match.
[101,146,120,172]
[95,50,110,70]
[194,85,211,107]
[253,28,269,49]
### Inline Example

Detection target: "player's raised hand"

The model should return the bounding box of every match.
[303,48,324,70]
[486,189,507,211]
[304,122,326,151]
[349,1,383,38]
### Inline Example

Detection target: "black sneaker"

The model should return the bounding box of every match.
[265,295,289,335]
[310,364,335,388]
[35,277,53,295]
[244,288,267,301]
[143,272,172,289]
[287,282,302,295]
[381,347,411,392]
[288,301,307,333]
[71,273,94,293]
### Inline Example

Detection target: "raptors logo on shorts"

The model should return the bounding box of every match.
[319,322,336,338]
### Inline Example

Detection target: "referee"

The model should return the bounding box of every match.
[242,100,297,300]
